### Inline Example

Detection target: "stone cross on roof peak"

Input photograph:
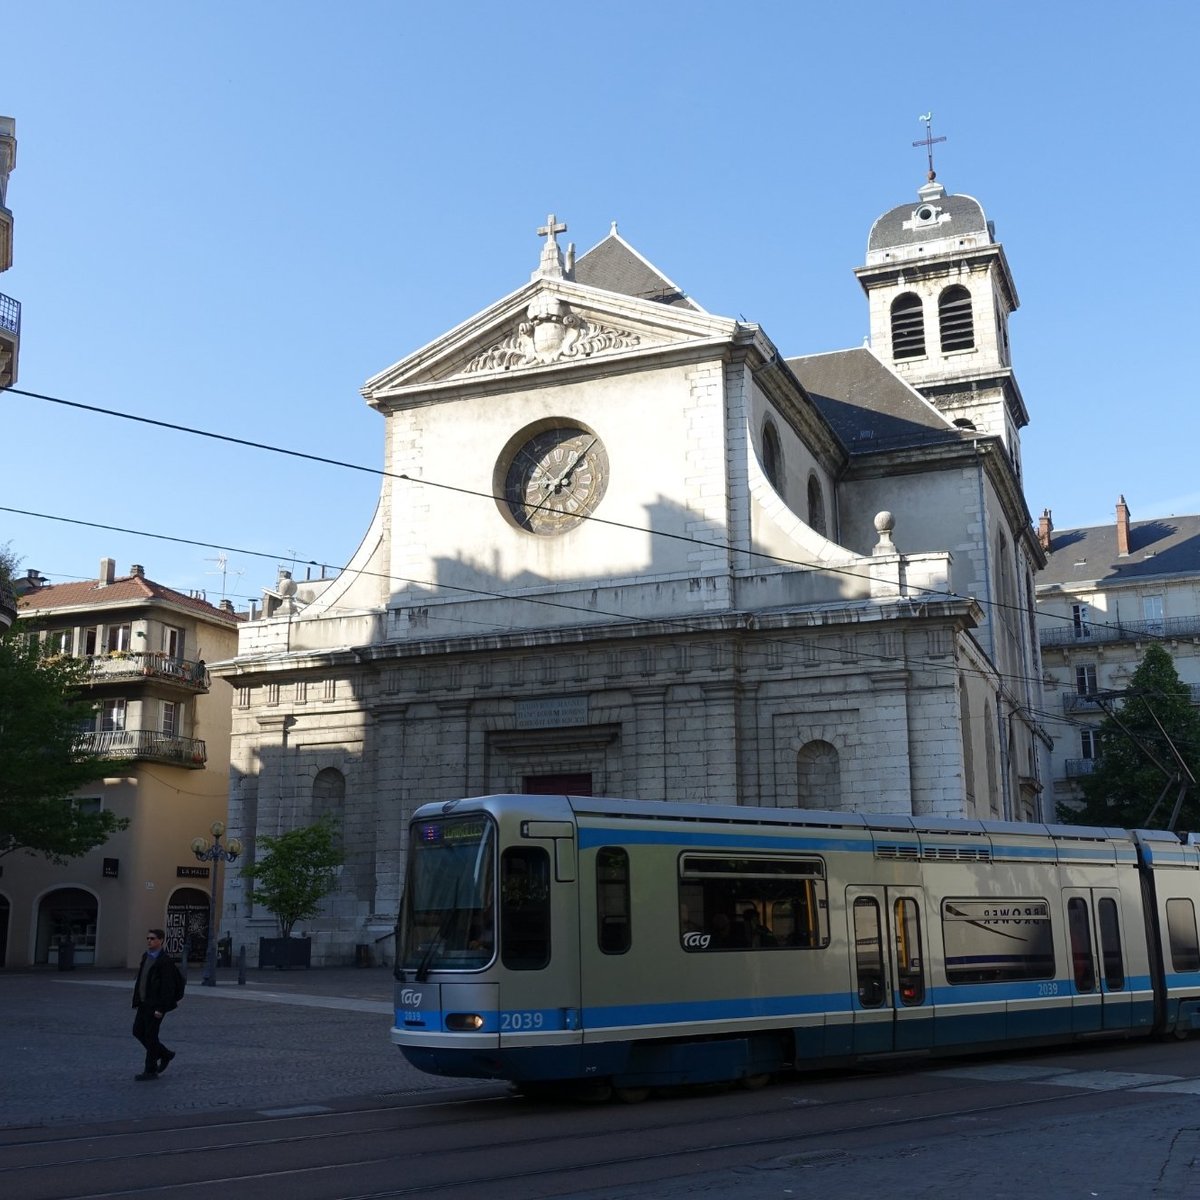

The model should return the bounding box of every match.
[532,212,568,281]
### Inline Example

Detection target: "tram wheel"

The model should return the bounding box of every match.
[613,1086,650,1104]
[739,1073,771,1091]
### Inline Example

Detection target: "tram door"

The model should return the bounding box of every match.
[847,887,932,1055]
[1062,888,1131,1033]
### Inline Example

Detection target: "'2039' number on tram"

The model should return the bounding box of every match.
[1038,982,1059,996]
[502,1011,544,1030]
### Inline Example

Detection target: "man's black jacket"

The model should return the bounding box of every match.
[131,953,185,1012]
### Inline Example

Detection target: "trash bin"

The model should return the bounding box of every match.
[57,940,75,971]
[355,943,372,968]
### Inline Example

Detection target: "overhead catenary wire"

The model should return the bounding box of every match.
[1,383,1136,648]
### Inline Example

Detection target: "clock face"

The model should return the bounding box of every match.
[503,426,609,534]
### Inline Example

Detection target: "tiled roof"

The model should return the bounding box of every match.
[787,347,965,455]
[17,573,242,625]
[574,230,702,311]
[1039,514,1200,587]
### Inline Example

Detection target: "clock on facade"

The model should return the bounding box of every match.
[501,425,609,534]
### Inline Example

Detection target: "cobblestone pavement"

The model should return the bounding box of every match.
[0,965,483,1130]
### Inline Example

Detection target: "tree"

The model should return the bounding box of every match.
[1060,642,1200,832]
[243,817,344,937]
[0,627,129,863]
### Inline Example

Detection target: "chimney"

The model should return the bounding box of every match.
[1116,495,1131,556]
[99,557,116,585]
[130,564,145,579]
[1038,508,1053,552]
[219,599,234,614]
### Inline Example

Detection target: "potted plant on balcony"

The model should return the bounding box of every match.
[243,816,343,969]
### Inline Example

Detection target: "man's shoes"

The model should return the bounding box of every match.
[134,1071,159,1081]
[157,1050,176,1074]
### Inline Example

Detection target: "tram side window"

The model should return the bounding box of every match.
[1166,898,1200,973]
[500,847,551,970]
[677,854,829,951]
[596,847,631,954]
[1067,898,1097,992]
[942,898,1055,983]
[854,897,886,1008]
[893,897,925,1006]
[1097,897,1125,990]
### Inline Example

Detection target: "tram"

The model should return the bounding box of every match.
[390,794,1200,1094]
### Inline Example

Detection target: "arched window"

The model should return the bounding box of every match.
[806,473,827,537]
[761,420,783,495]
[959,685,976,810]
[797,740,840,810]
[313,767,345,827]
[891,293,925,359]
[939,285,974,352]
[984,700,999,815]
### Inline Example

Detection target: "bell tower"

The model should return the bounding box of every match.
[854,125,1027,477]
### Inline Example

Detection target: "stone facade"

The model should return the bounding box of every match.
[215,185,1051,965]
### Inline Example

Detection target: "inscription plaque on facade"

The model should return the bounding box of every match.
[177,865,210,879]
[514,696,588,729]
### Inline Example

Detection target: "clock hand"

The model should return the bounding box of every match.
[542,438,597,494]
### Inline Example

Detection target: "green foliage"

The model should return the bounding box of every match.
[243,816,344,937]
[1060,643,1200,832]
[0,626,129,862]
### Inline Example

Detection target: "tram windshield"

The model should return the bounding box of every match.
[400,815,496,976]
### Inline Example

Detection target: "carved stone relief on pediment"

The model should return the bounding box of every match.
[462,293,644,375]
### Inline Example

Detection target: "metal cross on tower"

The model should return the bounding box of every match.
[913,113,947,180]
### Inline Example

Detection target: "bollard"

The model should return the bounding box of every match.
[237,943,246,986]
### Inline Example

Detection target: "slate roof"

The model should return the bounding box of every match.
[18,572,242,624]
[787,347,966,456]
[1039,514,1200,587]
[867,191,991,255]
[574,229,702,311]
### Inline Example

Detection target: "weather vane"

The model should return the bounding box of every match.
[913,113,947,181]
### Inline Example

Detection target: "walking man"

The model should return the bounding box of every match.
[131,928,185,1081]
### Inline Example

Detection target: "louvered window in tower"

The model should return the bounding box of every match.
[939,285,975,352]
[890,293,925,359]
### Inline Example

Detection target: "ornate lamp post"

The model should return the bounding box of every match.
[190,821,242,987]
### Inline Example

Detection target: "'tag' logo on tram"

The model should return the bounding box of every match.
[400,988,425,1008]
[682,931,711,949]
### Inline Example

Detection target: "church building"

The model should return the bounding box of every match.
[213,170,1050,963]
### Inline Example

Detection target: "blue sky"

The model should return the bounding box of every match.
[2,2,1197,606]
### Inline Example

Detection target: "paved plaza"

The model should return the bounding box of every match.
[0,964,481,1130]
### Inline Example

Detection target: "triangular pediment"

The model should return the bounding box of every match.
[362,277,738,404]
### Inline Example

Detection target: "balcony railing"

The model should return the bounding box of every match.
[0,291,18,336]
[79,729,207,768]
[1062,693,1104,713]
[1063,758,1097,778]
[1041,614,1200,648]
[85,651,210,690]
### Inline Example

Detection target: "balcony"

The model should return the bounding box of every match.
[1062,693,1104,713]
[1063,758,1097,778]
[0,290,17,388]
[85,651,210,691]
[1041,614,1200,648]
[79,729,207,768]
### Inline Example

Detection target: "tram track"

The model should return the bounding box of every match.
[3,1058,1194,1200]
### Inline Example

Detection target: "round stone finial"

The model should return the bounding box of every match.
[874,511,895,534]
[277,570,297,598]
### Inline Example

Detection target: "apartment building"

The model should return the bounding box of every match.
[6,558,241,968]
[1036,498,1200,810]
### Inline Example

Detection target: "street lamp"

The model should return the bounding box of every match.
[190,820,242,987]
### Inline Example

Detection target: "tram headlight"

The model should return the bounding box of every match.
[445,1013,485,1031]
